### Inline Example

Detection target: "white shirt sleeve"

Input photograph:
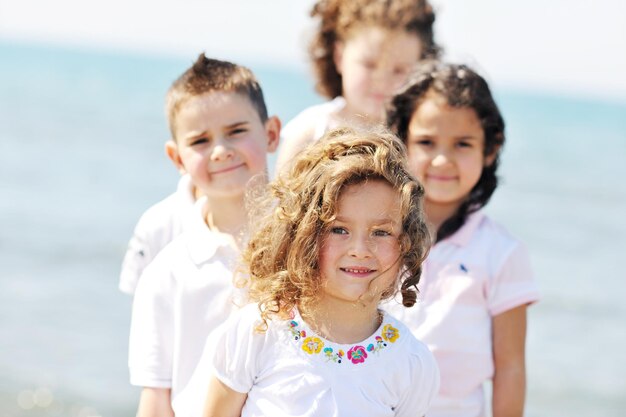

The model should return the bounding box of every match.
[211,305,264,394]
[128,252,176,387]
[119,215,155,295]
[395,341,440,417]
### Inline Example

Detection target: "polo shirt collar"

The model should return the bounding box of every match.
[444,210,485,247]
[185,197,236,265]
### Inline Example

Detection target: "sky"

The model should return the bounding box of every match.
[1,0,625,101]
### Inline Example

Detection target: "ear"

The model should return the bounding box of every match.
[264,116,281,153]
[333,41,345,75]
[165,140,187,174]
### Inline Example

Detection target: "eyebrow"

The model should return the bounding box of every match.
[226,121,250,129]
[181,121,251,142]
[334,215,397,225]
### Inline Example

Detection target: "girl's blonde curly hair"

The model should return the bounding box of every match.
[244,127,430,329]
[309,0,440,99]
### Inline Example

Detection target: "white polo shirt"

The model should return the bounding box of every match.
[128,197,242,414]
[119,174,196,294]
[384,211,540,417]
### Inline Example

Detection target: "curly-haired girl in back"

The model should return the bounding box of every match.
[276,0,440,174]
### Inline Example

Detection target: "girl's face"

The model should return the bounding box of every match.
[406,92,492,215]
[335,26,422,123]
[318,180,402,306]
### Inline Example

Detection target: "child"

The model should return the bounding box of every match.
[204,128,440,417]
[275,0,440,174]
[128,53,280,417]
[385,62,541,417]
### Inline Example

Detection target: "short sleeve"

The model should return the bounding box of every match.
[488,242,541,316]
[128,253,176,387]
[119,217,154,295]
[211,305,264,394]
[395,342,441,417]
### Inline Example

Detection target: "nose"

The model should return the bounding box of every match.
[348,233,373,258]
[431,151,451,167]
[210,138,234,161]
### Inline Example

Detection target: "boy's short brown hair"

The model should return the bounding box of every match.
[166,53,268,139]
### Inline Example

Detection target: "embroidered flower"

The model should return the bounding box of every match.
[302,336,324,354]
[288,321,306,340]
[347,345,368,364]
[381,324,399,343]
[286,315,399,365]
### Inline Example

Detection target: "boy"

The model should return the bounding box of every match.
[127,53,280,417]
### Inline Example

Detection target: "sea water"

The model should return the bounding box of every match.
[0,41,625,416]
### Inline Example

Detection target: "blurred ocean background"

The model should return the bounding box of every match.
[0,40,625,416]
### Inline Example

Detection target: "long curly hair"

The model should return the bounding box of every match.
[387,61,506,242]
[309,0,440,99]
[244,127,430,329]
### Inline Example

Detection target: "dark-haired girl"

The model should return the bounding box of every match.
[385,62,540,417]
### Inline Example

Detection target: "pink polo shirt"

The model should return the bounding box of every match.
[385,211,540,417]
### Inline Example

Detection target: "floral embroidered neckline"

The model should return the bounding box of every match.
[285,311,400,365]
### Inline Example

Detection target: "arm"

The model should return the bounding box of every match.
[203,376,247,417]
[492,304,528,417]
[136,388,174,417]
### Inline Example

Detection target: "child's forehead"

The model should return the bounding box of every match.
[177,91,261,122]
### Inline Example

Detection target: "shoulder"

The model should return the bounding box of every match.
[276,99,344,174]
[282,99,340,135]
[136,176,195,230]
[450,213,528,272]
[386,314,436,364]
[381,314,440,394]
[134,192,179,232]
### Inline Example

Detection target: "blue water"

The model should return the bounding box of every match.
[1,41,625,416]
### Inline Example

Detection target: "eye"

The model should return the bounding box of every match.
[412,138,433,147]
[330,227,348,235]
[393,66,409,76]
[361,60,376,70]
[190,137,209,146]
[373,229,392,237]
[456,140,473,149]
[229,128,248,137]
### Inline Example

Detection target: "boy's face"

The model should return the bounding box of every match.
[167,91,279,200]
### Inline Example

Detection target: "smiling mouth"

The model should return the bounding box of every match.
[427,174,457,181]
[209,163,245,175]
[341,267,376,276]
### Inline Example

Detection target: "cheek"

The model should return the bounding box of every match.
[376,240,401,267]
[461,156,485,185]
[407,152,429,178]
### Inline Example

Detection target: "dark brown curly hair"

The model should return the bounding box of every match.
[387,61,506,242]
[244,127,430,329]
[309,0,440,99]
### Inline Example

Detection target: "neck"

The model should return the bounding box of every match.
[204,194,247,246]
[300,296,382,344]
[333,106,382,128]
[424,199,462,236]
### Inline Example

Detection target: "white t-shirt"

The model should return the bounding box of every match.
[280,96,346,142]
[275,97,346,176]
[384,211,540,417]
[128,197,242,415]
[119,174,196,294]
[212,303,440,417]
